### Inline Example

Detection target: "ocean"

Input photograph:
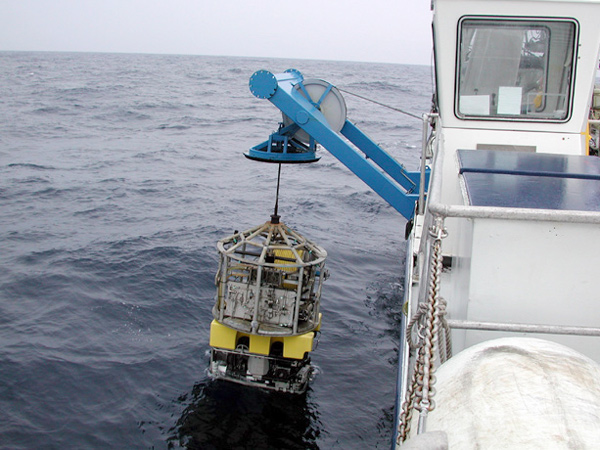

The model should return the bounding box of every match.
[0,51,432,449]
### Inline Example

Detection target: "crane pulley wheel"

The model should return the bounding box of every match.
[282,79,347,144]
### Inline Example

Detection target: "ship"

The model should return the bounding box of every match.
[210,0,600,447]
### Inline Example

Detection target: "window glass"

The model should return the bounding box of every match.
[457,19,576,120]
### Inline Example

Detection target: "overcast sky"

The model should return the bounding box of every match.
[0,0,433,65]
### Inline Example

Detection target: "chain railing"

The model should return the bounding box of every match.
[396,216,450,445]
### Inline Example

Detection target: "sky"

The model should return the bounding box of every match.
[0,0,433,65]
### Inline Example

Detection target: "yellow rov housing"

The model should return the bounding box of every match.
[208,218,328,394]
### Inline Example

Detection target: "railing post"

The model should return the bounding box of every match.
[419,114,430,215]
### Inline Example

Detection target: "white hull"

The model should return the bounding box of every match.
[396,0,600,447]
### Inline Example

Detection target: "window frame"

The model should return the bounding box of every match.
[454,15,579,123]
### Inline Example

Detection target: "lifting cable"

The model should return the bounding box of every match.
[271,163,282,223]
[338,88,422,120]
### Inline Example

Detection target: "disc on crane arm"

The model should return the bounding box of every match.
[282,79,347,144]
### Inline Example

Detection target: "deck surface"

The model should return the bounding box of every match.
[458,150,600,211]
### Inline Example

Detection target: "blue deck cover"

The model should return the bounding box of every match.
[457,150,600,211]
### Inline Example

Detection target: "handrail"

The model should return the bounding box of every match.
[425,129,600,224]
[418,113,436,215]
[447,319,600,337]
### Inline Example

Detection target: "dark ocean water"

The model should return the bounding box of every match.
[0,52,432,449]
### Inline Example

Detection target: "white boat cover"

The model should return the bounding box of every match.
[408,337,600,449]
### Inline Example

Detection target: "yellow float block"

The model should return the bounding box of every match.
[209,319,320,359]
[209,320,237,349]
[315,313,322,331]
[283,333,314,359]
[249,334,271,355]
[273,249,303,272]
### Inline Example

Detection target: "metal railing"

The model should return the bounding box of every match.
[447,319,600,337]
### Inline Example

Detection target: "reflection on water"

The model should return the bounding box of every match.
[170,379,323,449]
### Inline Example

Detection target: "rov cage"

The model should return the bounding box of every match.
[209,219,328,393]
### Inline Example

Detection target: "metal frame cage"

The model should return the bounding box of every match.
[214,221,328,336]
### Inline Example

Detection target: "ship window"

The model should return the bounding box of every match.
[456,18,577,121]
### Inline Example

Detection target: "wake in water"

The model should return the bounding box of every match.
[171,380,322,449]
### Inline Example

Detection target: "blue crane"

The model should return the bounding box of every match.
[247,69,427,220]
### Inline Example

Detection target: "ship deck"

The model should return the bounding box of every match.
[458,149,600,211]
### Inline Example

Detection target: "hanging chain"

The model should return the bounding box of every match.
[396,216,449,446]
[429,216,451,365]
